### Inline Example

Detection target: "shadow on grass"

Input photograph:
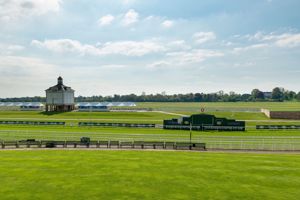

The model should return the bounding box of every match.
[39,111,70,116]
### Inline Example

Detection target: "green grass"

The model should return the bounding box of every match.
[0,110,175,120]
[0,106,300,150]
[1,126,300,150]
[0,110,297,124]
[181,111,269,120]
[0,150,299,200]
[137,102,300,112]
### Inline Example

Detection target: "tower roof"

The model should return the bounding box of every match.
[46,77,74,92]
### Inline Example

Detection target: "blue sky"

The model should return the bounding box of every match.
[0,0,300,97]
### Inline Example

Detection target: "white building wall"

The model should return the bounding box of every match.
[46,91,74,105]
[63,91,75,104]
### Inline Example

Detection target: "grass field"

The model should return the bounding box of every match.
[0,103,299,199]
[0,102,300,150]
[0,150,299,200]
[137,102,300,112]
[0,111,176,124]
[1,126,300,150]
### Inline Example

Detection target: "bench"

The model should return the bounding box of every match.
[175,142,206,151]
[0,140,205,151]
[96,141,109,148]
[41,141,66,148]
[1,141,18,148]
[108,141,120,148]
[191,143,206,151]
[133,141,144,149]
[120,141,134,148]
[45,142,56,148]
[143,141,165,149]
[18,140,42,148]
[175,142,193,150]
[164,142,176,149]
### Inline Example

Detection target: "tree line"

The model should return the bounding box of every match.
[1,87,300,102]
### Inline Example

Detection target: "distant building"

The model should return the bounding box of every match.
[20,102,44,111]
[76,102,136,112]
[45,77,75,112]
[0,102,44,111]
[263,92,272,99]
[77,102,109,112]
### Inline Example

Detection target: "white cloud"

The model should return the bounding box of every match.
[147,49,223,69]
[121,0,136,5]
[166,40,191,50]
[98,14,115,26]
[145,15,155,21]
[247,32,300,48]
[0,55,56,76]
[0,43,25,54]
[167,49,223,65]
[101,65,127,69]
[121,9,139,26]
[31,39,166,56]
[161,20,174,28]
[0,0,61,22]
[233,43,268,54]
[233,62,256,68]
[100,40,165,56]
[31,39,97,55]
[0,55,59,96]
[193,32,216,44]
[7,45,25,51]
[274,34,300,47]
[147,61,171,69]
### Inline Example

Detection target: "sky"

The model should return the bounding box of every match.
[0,0,300,97]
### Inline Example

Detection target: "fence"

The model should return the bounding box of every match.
[0,121,65,125]
[256,125,300,130]
[78,122,155,128]
[0,130,299,151]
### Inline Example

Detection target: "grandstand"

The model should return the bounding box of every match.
[77,102,136,112]
[0,102,136,111]
[0,102,44,111]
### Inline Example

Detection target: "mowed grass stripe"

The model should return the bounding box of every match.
[0,150,299,200]
[137,102,300,111]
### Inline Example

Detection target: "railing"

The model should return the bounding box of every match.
[0,130,299,151]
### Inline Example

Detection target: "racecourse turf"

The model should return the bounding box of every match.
[0,103,300,199]
[0,150,299,200]
[1,107,300,150]
[137,102,300,112]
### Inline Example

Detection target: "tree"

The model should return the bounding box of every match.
[241,94,251,101]
[251,89,264,100]
[284,91,296,100]
[271,87,284,101]
[296,92,300,101]
[194,93,203,102]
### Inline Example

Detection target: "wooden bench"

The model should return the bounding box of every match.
[96,141,109,148]
[0,140,206,151]
[1,141,18,148]
[143,141,165,149]
[41,141,66,148]
[175,142,206,151]
[18,140,42,148]
[133,141,144,149]
[120,141,134,148]
[175,142,193,150]
[191,143,206,151]
[164,142,176,149]
[108,141,120,148]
